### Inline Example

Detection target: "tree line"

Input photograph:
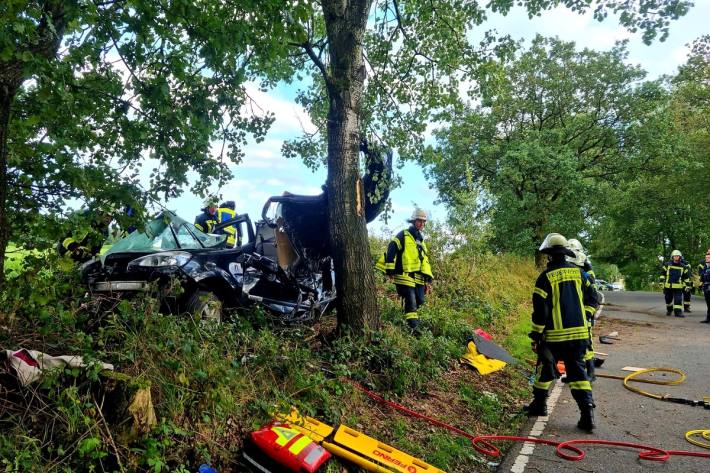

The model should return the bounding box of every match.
[422,34,709,287]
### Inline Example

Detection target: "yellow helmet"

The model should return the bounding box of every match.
[567,249,587,267]
[567,238,584,253]
[670,249,682,258]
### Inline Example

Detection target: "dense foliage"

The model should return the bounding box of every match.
[423,34,708,280]
[590,35,710,288]
[1,228,537,472]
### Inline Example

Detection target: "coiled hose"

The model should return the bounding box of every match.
[348,377,710,464]
[597,367,710,449]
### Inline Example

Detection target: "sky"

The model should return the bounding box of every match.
[162,1,710,237]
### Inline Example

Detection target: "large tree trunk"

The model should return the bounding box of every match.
[0,84,14,285]
[0,1,67,284]
[322,0,379,334]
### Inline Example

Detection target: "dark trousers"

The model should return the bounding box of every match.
[664,288,683,316]
[683,287,691,310]
[395,284,425,320]
[533,340,593,409]
[704,290,710,320]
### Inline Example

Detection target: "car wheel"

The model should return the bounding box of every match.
[186,290,223,324]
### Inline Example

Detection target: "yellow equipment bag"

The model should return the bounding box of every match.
[460,341,507,375]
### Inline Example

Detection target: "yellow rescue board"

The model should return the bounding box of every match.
[334,425,446,473]
[278,410,446,473]
[276,410,334,442]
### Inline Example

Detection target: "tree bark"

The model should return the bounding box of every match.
[0,84,14,285]
[322,0,379,334]
[0,0,67,284]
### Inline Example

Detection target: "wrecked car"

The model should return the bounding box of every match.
[82,203,334,324]
[82,142,391,324]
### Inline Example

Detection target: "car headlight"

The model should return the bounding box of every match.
[127,251,192,269]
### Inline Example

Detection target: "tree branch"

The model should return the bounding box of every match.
[292,41,332,89]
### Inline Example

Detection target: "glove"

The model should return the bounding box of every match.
[528,331,542,342]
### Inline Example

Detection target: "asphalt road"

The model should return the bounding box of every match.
[496,290,710,473]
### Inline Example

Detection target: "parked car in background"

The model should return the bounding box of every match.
[609,282,624,291]
[595,279,613,291]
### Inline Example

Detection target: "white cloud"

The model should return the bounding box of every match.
[243,83,318,137]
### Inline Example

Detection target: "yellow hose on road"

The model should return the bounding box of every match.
[597,368,709,450]
[685,430,710,449]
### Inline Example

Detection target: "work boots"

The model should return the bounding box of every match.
[577,403,596,432]
[406,318,422,336]
[524,395,548,417]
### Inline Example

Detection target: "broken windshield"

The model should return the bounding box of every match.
[103,211,225,261]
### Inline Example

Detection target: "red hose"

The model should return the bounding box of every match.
[347,380,710,463]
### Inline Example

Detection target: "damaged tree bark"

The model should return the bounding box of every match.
[322,0,380,334]
[0,0,68,284]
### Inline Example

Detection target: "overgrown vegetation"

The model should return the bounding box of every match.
[2,229,537,472]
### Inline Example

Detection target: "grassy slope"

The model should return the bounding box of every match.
[1,247,538,472]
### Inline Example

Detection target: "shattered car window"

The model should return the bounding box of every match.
[102,212,225,261]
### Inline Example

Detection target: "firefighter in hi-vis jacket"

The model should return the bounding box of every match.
[375,208,433,332]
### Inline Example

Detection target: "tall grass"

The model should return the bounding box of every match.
[2,230,538,472]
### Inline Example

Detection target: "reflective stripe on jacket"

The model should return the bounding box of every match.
[194,209,217,234]
[375,227,433,287]
[531,261,598,343]
[659,262,689,289]
[216,207,237,246]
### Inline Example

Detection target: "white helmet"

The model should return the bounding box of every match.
[408,208,428,222]
[567,249,587,267]
[671,249,682,258]
[567,238,584,253]
[203,195,219,208]
[539,233,575,257]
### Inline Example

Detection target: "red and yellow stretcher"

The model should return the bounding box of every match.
[277,410,446,473]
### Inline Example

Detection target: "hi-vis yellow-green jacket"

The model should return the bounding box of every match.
[375,227,433,287]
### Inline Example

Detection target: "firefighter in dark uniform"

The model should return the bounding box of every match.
[375,208,433,331]
[194,197,218,234]
[699,249,710,324]
[568,239,596,282]
[567,243,600,382]
[660,250,690,317]
[682,258,693,313]
[216,200,241,247]
[526,233,599,432]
